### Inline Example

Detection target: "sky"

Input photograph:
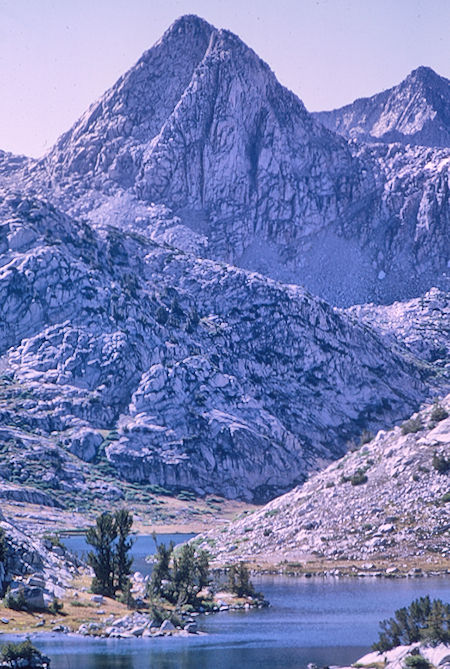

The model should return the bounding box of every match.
[0,0,449,158]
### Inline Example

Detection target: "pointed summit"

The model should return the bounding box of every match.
[43,12,364,274]
[314,66,450,147]
[408,65,439,82]
[46,15,215,182]
[35,21,449,307]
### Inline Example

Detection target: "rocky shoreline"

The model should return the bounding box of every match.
[0,595,268,640]
[338,643,450,669]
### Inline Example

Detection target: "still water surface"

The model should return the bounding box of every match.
[28,535,448,669]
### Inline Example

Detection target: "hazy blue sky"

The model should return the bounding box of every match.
[1,0,449,157]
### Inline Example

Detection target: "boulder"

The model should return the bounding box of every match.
[23,586,46,610]
[68,428,103,462]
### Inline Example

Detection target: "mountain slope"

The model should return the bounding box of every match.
[346,287,450,367]
[0,188,435,502]
[314,67,450,148]
[200,396,450,567]
[20,16,448,306]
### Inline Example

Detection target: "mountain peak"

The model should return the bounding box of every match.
[161,14,215,41]
[408,65,439,82]
[314,65,450,147]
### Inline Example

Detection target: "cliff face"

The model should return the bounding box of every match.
[24,16,448,307]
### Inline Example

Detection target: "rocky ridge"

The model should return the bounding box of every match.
[199,396,450,566]
[346,287,450,367]
[10,16,448,306]
[0,15,449,507]
[314,67,450,147]
[0,188,436,502]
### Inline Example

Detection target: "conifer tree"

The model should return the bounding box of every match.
[86,512,117,597]
[114,509,134,592]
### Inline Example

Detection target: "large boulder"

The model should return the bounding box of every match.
[67,428,103,462]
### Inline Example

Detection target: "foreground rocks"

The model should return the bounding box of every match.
[0,511,81,609]
[200,396,450,568]
[341,643,450,669]
[74,593,267,638]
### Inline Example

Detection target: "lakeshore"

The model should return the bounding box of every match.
[1,575,449,669]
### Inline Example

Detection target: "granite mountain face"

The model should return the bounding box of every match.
[0,16,449,504]
[0,189,430,502]
[27,15,450,307]
[313,66,450,148]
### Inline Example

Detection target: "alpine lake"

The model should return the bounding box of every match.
[6,535,450,669]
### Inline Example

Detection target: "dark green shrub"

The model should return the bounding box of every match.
[3,586,27,611]
[148,541,210,606]
[420,598,450,646]
[117,580,138,609]
[227,563,256,598]
[401,417,422,435]
[360,430,374,445]
[429,402,448,425]
[48,597,64,615]
[404,654,431,669]
[432,452,450,474]
[86,509,134,597]
[0,640,48,665]
[350,470,368,486]
[43,533,63,549]
[442,491,450,503]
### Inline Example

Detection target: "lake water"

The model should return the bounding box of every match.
[19,535,450,669]
[62,533,196,576]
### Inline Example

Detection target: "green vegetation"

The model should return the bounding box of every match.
[429,401,448,426]
[227,562,256,598]
[372,596,450,651]
[0,640,48,666]
[3,585,27,611]
[86,509,134,598]
[263,509,279,518]
[401,417,422,435]
[114,509,134,593]
[341,469,368,486]
[432,452,450,474]
[403,654,432,669]
[48,597,64,615]
[350,470,368,486]
[148,540,209,607]
[360,430,374,445]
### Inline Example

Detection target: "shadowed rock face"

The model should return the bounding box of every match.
[25,16,449,307]
[0,189,432,501]
[314,67,450,148]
